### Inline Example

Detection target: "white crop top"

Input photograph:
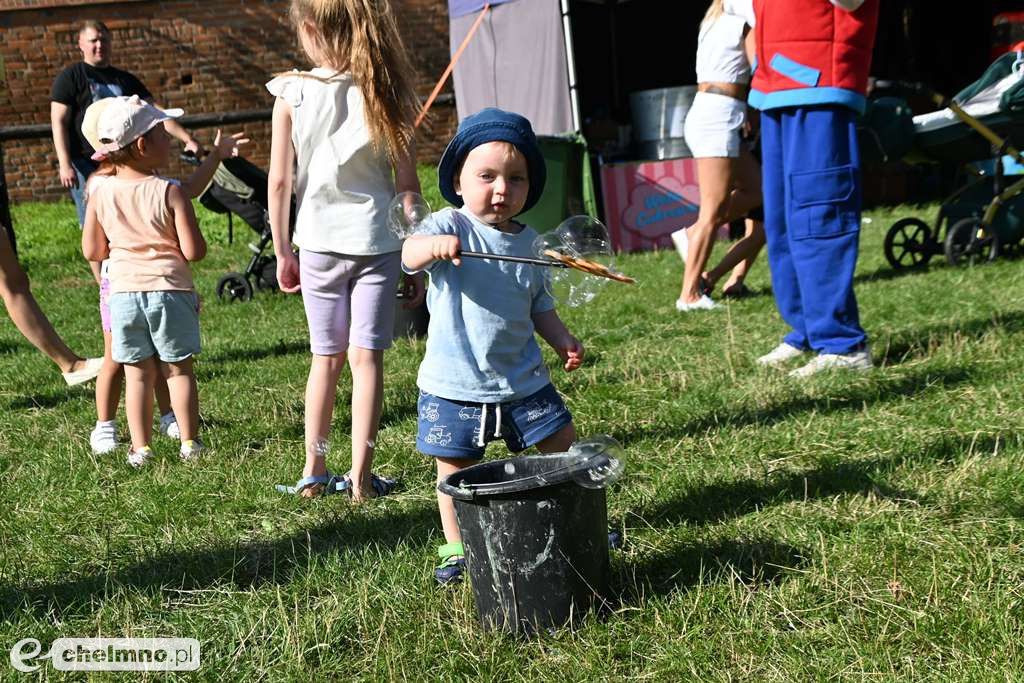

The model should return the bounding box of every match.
[694,0,754,85]
[266,68,400,256]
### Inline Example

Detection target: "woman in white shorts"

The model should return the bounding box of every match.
[672,0,764,311]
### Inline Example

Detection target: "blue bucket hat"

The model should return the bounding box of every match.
[437,108,546,216]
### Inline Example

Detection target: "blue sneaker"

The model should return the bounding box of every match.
[435,542,466,585]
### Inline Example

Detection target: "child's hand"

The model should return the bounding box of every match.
[558,335,585,372]
[400,272,426,308]
[212,129,250,161]
[431,235,461,266]
[276,250,301,293]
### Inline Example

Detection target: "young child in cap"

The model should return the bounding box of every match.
[402,107,585,584]
[81,94,206,467]
[81,96,247,457]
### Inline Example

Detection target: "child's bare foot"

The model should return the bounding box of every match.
[346,472,398,502]
[300,441,329,498]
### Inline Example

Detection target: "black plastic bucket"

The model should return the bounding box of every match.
[437,453,610,634]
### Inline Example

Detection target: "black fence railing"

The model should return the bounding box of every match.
[0,93,453,254]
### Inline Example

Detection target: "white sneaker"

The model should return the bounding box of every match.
[670,228,689,263]
[675,294,719,312]
[90,422,119,454]
[159,413,180,440]
[756,343,807,368]
[127,446,154,468]
[180,439,203,462]
[788,346,873,378]
[63,357,103,386]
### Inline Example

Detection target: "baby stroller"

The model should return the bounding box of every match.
[872,47,1024,269]
[184,153,289,301]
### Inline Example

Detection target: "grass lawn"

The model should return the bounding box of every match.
[1,166,1023,680]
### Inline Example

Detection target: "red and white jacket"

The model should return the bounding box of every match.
[748,0,879,114]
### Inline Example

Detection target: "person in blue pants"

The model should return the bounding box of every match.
[748,0,878,376]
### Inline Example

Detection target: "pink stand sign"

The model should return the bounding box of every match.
[599,157,701,253]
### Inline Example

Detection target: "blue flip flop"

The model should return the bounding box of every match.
[275,472,350,496]
[342,472,399,498]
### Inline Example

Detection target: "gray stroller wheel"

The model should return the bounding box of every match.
[944,218,999,267]
[884,217,934,269]
[217,272,254,302]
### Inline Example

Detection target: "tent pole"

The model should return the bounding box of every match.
[560,0,582,133]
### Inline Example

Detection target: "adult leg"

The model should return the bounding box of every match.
[678,156,732,304]
[124,356,158,450]
[348,345,384,501]
[781,107,866,354]
[0,227,90,373]
[162,356,198,442]
[70,159,102,283]
[760,110,809,350]
[705,217,766,291]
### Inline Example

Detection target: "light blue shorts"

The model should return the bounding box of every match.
[108,290,201,364]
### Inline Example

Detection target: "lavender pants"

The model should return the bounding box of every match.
[299,249,401,355]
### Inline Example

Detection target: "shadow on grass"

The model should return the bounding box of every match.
[638,431,1011,530]
[613,364,976,444]
[5,387,90,411]
[638,453,920,529]
[615,431,1012,600]
[203,339,309,365]
[853,263,936,285]
[877,308,1024,365]
[616,537,809,603]
[0,504,440,620]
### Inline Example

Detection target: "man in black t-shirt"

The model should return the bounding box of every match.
[50,19,203,226]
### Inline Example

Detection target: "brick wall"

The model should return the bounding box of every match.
[0,0,456,204]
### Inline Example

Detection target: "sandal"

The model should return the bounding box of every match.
[275,472,350,496]
[698,276,713,296]
[342,472,399,499]
[722,283,752,299]
[435,542,467,585]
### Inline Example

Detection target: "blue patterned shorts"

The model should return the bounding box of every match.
[416,383,572,459]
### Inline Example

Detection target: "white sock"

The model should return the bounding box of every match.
[96,419,115,429]
[161,412,175,421]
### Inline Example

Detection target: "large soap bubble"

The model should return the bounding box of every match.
[533,216,616,307]
[388,191,432,239]
[569,435,625,489]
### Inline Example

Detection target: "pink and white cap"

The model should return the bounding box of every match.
[83,95,184,161]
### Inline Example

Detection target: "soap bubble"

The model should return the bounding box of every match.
[533,216,616,307]
[388,191,432,239]
[569,435,625,489]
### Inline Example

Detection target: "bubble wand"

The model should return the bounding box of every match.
[389,193,636,301]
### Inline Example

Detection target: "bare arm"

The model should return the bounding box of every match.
[167,183,205,261]
[162,119,202,155]
[532,309,584,371]
[267,97,301,293]
[744,25,756,67]
[179,130,250,199]
[393,142,421,195]
[50,101,77,189]
[81,200,109,262]
[402,234,461,271]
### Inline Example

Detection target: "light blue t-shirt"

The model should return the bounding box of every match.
[404,207,556,403]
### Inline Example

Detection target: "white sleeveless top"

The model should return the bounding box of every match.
[694,0,755,85]
[266,68,400,255]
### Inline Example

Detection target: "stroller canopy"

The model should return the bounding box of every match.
[912,50,1024,161]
